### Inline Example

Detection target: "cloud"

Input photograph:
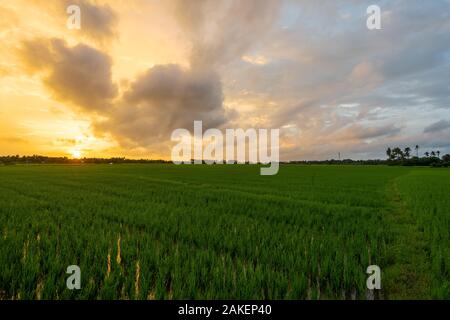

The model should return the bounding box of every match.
[95,64,227,148]
[16,33,228,151]
[335,124,402,141]
[17,38,55,73]
[49,0,118,44]
[424,120,450,134]
[18,38,118,112]
[218,0,450,159]
[172,0,281,68]
[75,0,118,42]
[76,0,282,150]
[7,0,450,159]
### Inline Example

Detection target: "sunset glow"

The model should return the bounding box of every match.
[70,149,82,159]
[0,1,449,160]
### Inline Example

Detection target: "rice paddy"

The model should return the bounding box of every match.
[0,164,448,299]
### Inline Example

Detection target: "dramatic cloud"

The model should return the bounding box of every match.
[218,0,450,159]
[96,65,226,148]
[172,0,281,68]
[3,0,450,159]
[92,0,280,150]
[18,38,118,112]
[17,36,228,152]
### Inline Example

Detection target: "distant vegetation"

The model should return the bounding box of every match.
[0,155,170,165]
[385,145,450,167]
[1,148,449,167]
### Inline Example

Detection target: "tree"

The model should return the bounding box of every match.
[386,147,392,160]
[425,152,430,157]
[415,145,419,158]
[392,147,404,160]
[431,151,436,157]
[442,154,450,162]
[404,147,411,159]
[437,150,440,158]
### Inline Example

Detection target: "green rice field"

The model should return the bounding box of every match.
[0,164,448,299]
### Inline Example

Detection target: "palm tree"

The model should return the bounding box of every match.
[431,151,436,157]
[415,145,419,158]
[404,147,411,159]
[392,147,404,160]
[437,150,440,159]
[425,152,430,157]
[386,147,392,160]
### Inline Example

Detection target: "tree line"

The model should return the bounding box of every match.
[1,151,449,167]
[0,155,170,165]
[386,145,450,167]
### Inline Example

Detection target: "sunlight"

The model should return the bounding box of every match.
[71,149,82,159]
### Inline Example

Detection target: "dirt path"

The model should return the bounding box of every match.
[382,174,431,299]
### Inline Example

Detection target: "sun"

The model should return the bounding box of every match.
[70,149,82,159]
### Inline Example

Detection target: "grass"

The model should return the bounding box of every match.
[0,164,448,299]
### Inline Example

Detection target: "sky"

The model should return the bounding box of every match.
[0,0,449,160]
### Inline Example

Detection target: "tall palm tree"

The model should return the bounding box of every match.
[392,147,404,160]
[386,147,392,160]
[404,147,411,159]
[425,152,430,157]
[431,151,436,157]
[415,145,419,158]
[437,150,440,158]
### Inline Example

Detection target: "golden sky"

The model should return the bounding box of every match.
[1,0,449,160]
[0,0,192,159]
